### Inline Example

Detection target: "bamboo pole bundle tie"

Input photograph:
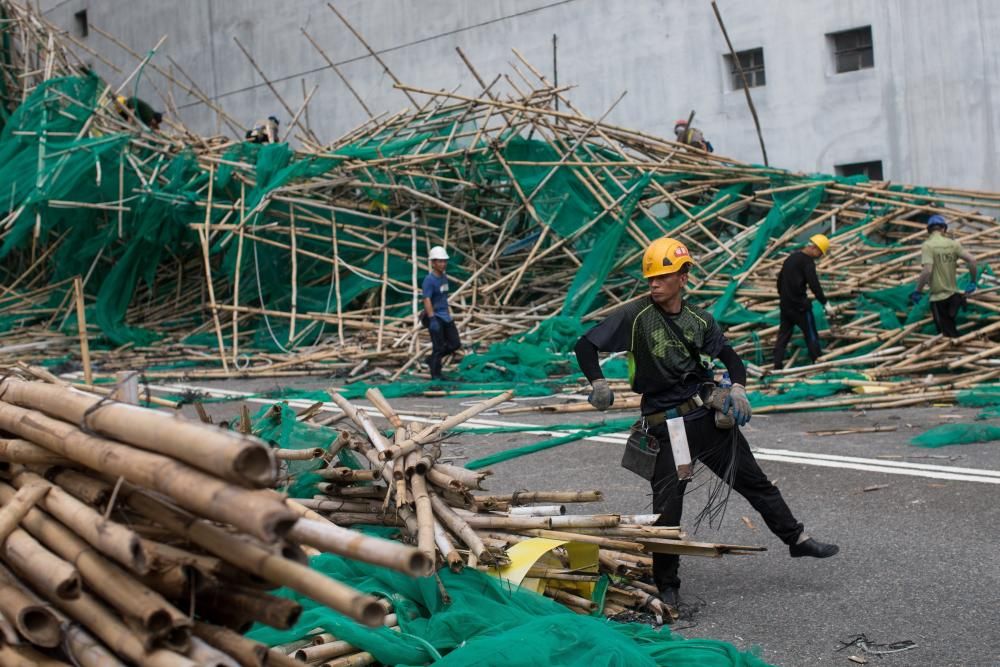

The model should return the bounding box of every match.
[286,517,433,576]
[0,562,63,648]
[0,400,296,543]
[0,378,277,488]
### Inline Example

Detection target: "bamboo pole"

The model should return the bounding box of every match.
[72,276,92,385]
[0,400,295,543]
[0,377,277,487]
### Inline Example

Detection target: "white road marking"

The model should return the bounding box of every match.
[139,381,1000,485]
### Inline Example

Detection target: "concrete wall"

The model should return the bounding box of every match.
[40,0,1000,192]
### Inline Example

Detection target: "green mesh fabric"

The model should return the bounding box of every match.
[249,402,360,497]
[3,74,994,410]
[247,547,772,666]
[910,423,1000,448]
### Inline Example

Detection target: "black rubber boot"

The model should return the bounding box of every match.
[658,587,681,608]
[789,537,839,558]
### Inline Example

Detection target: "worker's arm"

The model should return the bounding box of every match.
[915,265,932,293]
[805,260,828,305]
[574,311,631,411]
[959,250,978,285]
[574,337,603,382]
[717,345,747,386]
[422,296,435,319]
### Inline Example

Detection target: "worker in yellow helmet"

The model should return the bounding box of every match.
[574,237,837,617]
[772,233,835,370]
[114,95,163,130]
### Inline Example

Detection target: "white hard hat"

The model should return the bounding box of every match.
[429,246,449,260]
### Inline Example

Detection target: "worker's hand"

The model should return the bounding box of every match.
[909,291,922,305]
[823,302,836,317]
[964,284,977,295]
[722,384,751,426]
[587,379,614,411]
[427,316,441,334]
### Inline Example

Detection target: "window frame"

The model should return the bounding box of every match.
[724,47,766,90]
[828,26,874,74]
[834,160,884,181]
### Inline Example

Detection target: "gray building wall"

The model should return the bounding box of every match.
[40,0,1000,192]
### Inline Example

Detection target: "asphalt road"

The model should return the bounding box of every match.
[166,378,1000,667]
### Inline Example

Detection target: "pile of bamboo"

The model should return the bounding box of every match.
[0,369,437,665]
[282,388,761,632]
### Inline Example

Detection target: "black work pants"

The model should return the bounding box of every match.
[648,411,803,592]
[427,318,461,378]
[930,293,964,338]
[772,305,821,369]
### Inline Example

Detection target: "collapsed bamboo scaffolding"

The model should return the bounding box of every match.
[0,0,994,407]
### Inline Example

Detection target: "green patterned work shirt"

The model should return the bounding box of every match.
[583,297,726,414]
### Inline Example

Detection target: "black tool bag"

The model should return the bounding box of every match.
[621,420,660,480]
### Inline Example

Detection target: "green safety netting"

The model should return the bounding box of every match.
[249,401,362,497]
[247,545,771,667]
[2,73,994,412]
[910,423,1000,448]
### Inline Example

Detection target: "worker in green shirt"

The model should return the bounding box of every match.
[910,215,978,337]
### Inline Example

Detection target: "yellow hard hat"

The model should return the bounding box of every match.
[809,234,830,255]
[642,237,694,278]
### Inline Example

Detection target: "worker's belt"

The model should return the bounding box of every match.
[645,394,704,425]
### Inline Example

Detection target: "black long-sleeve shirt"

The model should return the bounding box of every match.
[777,251,827,312]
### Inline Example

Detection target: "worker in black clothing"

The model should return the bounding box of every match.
[574,237,838,615]
[772,234,835,370]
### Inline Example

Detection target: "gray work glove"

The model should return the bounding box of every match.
[722,384,751,426]
[588,379,614,411]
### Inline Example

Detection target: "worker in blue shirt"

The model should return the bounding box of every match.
[422,246,461,380]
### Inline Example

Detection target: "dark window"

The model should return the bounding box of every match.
[724,48,765,89]
[74,9,89,38]
[835,160,883,181]
[829,26,873,73]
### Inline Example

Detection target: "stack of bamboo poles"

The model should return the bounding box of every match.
[0,0,996,402]
[280,389,762,632]
[0,369,438,665]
